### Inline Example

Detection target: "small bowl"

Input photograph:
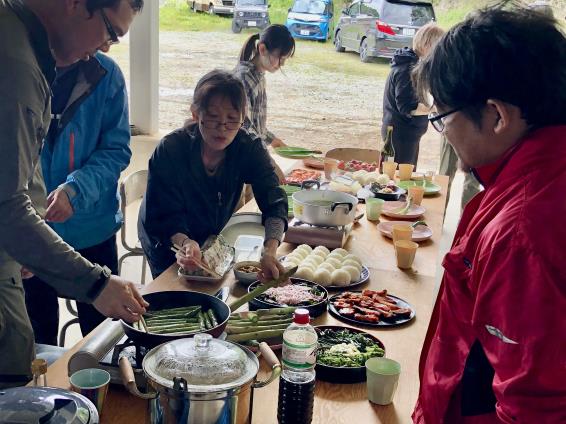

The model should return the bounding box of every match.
[233,261,261,286]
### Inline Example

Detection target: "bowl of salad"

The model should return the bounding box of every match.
[247,278,328,317]
[315,325,385,383]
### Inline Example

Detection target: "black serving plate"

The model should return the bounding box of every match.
[315,325,385,384]
[327,291,415,327]
[368,185,406,201]
[247,278,328,317]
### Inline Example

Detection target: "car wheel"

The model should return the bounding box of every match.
[232,20,242,33]
[335,31,345,52]
[360,38,371,63]
[208,4,214,14]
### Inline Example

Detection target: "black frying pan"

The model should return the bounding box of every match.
[121,290,230,348]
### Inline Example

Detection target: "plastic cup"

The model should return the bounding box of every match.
[366,198,385,221]
[366,357,401,405]
[425,171,434,182]
[392,224,413,243]
[394,240,418,269]
[382,161,398,180]
[398,164,414,181]
[70,368,110,414]
[324,157,339,180]
[408,186,425,205]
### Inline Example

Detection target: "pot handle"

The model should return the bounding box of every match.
[252,342,281,388]
[300,180,320,190]
[119,356,158,400]
[331,202,353,213]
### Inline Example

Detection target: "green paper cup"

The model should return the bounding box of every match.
[365,357,401,405]
[70,368,110,414]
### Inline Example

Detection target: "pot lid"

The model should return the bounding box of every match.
[143,334,259,392]
[0,386,98,424]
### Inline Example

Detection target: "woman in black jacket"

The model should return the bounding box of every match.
[138,70,288,279]
[381,23,445,168]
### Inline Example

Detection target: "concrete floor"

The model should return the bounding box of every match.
[58,134,465,347]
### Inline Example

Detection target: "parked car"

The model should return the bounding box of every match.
[285,0,334,42]
[188,0,234,16]
[232,0,270,33]
[334,0,435,62]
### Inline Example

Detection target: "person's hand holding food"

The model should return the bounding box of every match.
[258,239,286,283]
[93,275,149,323]
[177,237,203,272]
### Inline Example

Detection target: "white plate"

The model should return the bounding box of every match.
[381,201,426,219]
[377,221,432,242]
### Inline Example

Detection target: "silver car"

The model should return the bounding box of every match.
[334,0,435,62]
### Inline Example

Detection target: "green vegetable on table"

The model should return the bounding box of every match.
[317,329,385,368]
[226,307,295,343]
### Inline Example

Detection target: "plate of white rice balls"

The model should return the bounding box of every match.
[280,244,369,289]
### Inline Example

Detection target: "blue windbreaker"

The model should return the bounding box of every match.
[41,53,131,250]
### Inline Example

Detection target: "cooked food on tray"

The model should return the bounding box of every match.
[333,289,413,323]
[285,169,321,185]
[134,306,219,335]
[260,283,326,307]
[178,235,234,278]
[226,307,295,344]
[317,328,385,367]
[342,170,390,186]
[237,264,261,274]
[370,181,401,195]
[282,245,365,287]
[337,160,378,172]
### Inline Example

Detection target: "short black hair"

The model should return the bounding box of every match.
[191,69,247,119]
[86,0,144,15]
[413,7,566,129]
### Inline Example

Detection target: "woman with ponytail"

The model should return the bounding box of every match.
[234,24,295,148]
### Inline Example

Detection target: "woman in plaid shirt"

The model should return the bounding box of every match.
[234,24,295,149]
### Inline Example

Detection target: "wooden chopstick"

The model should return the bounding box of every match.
[170,244,222,278]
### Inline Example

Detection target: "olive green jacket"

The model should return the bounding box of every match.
[0,0,106,302]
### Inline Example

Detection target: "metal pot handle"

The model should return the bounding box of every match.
[331,202,353,213]
[252,342,281,388]
[119,356,158,400]
[300,180,321,190]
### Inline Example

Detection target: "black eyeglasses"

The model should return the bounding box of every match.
[428,107,461,132]
[100,9,119,45]
[201,119,243,131]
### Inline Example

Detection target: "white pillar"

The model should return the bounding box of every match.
[129,1,159,135]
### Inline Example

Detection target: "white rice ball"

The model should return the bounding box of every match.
[283,257,301,267]
[332,248,349,257]
[306,254,324,265]
[327,252,344,262]
[290,249,308,260]
[297,244,313,254]
[342,265,361,283]
[313,246,330,256]
[318,262,336,273]
[342,259,362,272]
[324,257,342,269]
[299,261,317,273]
[296,266,315,281]
[311,250,328,261]
[343,254,362,266]
[331,269,351,286]
[314,269,332,287]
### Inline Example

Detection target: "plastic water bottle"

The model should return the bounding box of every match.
[277,308,318,424]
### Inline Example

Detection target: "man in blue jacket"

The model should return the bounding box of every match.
[24,50,132,343]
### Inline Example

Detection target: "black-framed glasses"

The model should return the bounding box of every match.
[201,119,243,131]
[428,107,462,132]
[100,9,119,45]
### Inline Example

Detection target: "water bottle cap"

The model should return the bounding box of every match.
[293,308,310,324]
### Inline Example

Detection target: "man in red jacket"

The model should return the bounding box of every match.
[411,7,566,423]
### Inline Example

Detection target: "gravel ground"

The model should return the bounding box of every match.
[111,31,441,172]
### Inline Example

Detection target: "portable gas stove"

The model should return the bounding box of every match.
[68,319,148,388]
[283,218,352,248]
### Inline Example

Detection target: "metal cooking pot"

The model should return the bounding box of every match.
[0,386,99,423]
[120,333,280,424]
[292,181,358,227]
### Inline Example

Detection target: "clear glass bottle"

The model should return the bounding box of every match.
[277,308,318,424]
[380,125,396,170]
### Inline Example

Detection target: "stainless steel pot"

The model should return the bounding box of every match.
[120,334,280,424]
[0,386,99,423]
[292,182,358,227]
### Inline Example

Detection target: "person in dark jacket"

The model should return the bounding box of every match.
[138,70,288,280]
[381,23,445,168]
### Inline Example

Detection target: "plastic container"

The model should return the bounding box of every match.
[233,235,263,263]
[278,309,318,424]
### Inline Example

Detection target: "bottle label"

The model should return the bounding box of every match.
[282,337,317,369]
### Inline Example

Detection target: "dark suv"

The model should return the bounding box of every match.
[334,0,435,62]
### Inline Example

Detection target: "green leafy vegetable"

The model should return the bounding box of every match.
[317,329,385,368]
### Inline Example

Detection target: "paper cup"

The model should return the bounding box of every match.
[366,198,385,221]
[392,224,413,243]
[324,157,339,180]
[398,164,414,181]
[366,357,401,405]
[70,368,110,414]
[382,161,398,180]
[394,240,418,269]
[408,186,425,205]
